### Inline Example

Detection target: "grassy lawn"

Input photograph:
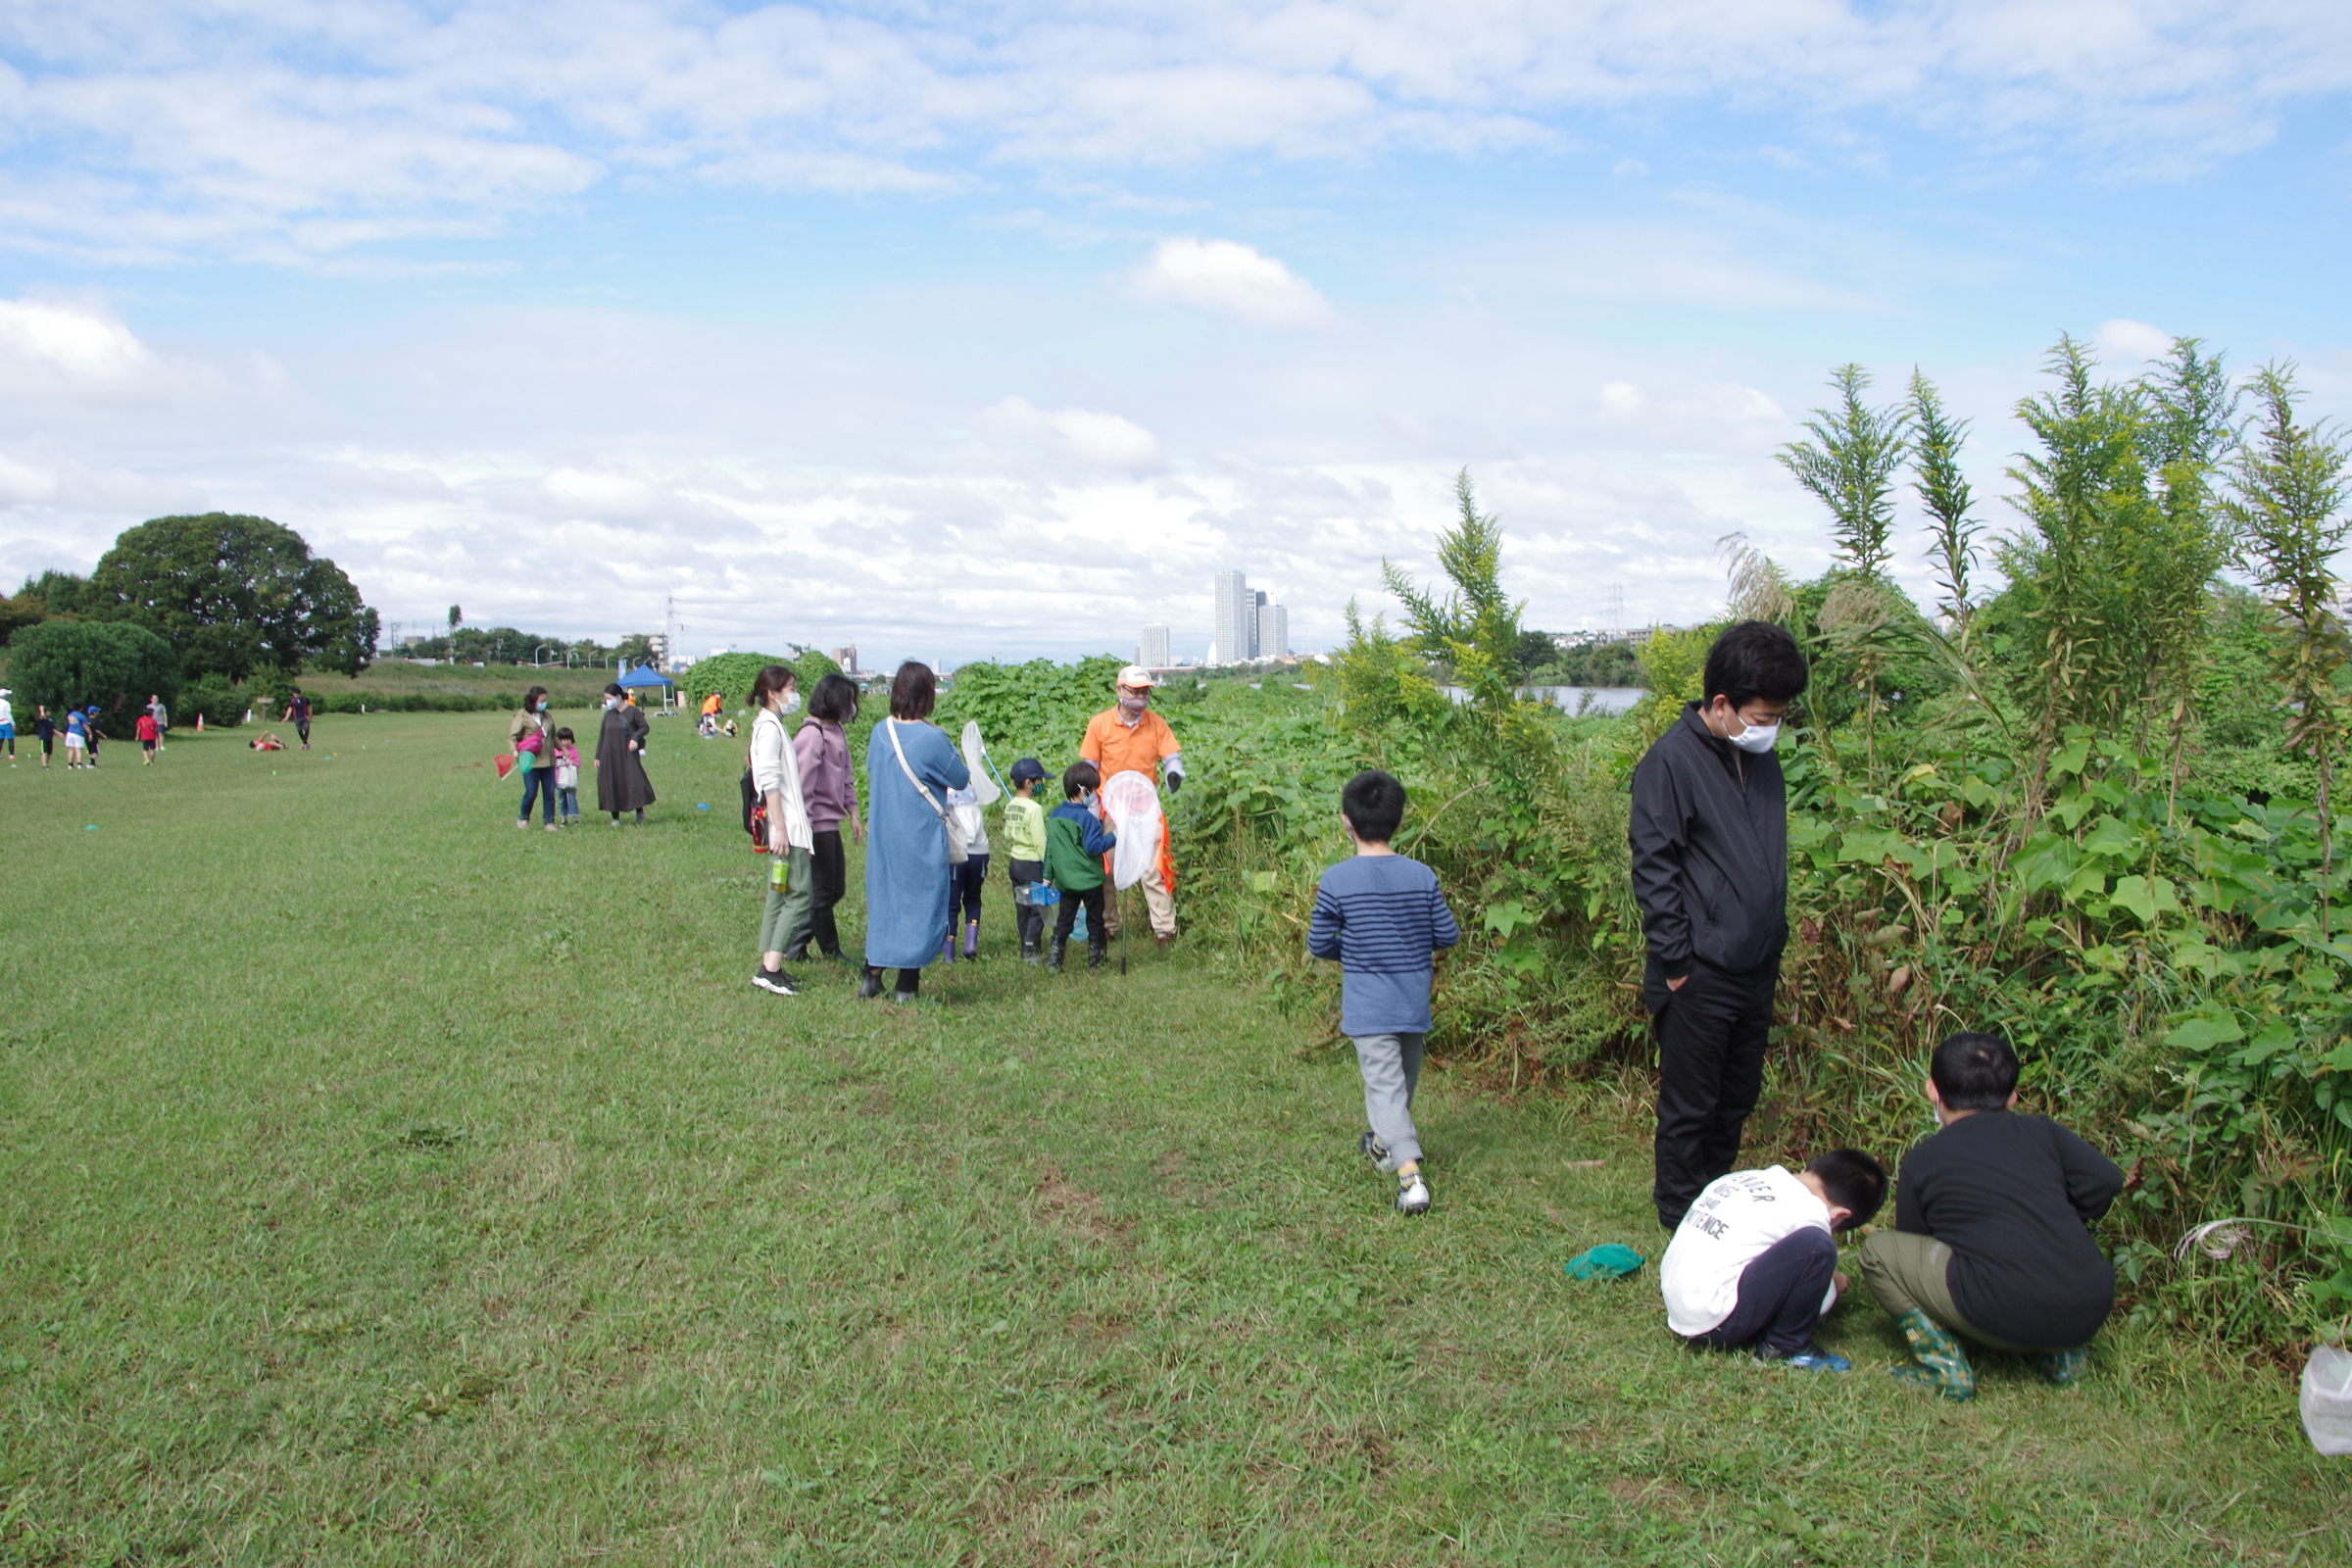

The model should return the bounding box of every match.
[1,712,2342,1564]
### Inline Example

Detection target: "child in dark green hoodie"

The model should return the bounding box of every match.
[1044,761,1117,972]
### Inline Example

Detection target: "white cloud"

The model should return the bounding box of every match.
[0,295,156,389]
[1129,237,1336,327]
[2093,317,2177,366]
[7,2,2339,264]
[984,397,1161,470]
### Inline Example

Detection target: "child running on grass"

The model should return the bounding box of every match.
[1307,769,1460,1216]
[1858,1032,2125,1400]
[1044,761,1115,972]
[1659,1150,1886,1369]
[136,708,160,763]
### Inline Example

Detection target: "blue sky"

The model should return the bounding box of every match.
[2,1,2349,665]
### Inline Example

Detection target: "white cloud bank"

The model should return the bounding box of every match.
[1129,238,1337,328]
[2,1,2348,261]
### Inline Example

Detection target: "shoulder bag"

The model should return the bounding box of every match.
[887,718,968,864]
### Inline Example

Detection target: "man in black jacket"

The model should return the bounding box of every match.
[1629,620,1809,1230]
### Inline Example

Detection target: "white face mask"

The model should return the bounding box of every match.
[779,691,802,715]
[603,697,618,710]
[1729,718,1781,754]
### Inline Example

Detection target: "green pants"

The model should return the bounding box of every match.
[758,847,816,958]
[1856,1230,2034,1352]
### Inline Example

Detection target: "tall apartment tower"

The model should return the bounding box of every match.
[1213,570,1250,666]
[1250,590,1268,659]
[1138,623,1171,668]
[1257,603,1289,660]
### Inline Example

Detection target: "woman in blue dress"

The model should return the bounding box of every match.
[860,662,970,1003]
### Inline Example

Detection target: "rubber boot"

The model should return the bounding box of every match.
[940,929,956,964]
[963,920,979,960]
[858,966,886,1001]
[1888,1309,1976,1401]
[1047,935,1067,973]
[2033,1346,2089,1388]
[1087,933,1107,969]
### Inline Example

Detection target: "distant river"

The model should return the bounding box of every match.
[1441,685,1647,714]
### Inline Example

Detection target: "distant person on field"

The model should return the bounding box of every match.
[552,726,583,824]
[944,779,990,961]
[0,687,15,764]
[511,685,558,831]
[136,707,160,764]
[750,663,814,997]
[146,693,169,749]
[791,673,862,964]
[1044,761,1116,973]
[1306,769,1461,1217]
[81,707,103,766]
[251,732,285,752]
[1660,1150,1886,1371]
[62,706,88,768]
[282,687,312,749]
[1629,620,1809,1231]
[1860,1033,2125,1401]
[859,661,970,1004]
[33,704,55,769]
[594,682,656,825]
[1003,758,1051,962]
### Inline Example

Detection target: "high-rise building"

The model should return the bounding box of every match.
[1138,624,1170,668]
[1257,603,1289,660]
[1250,590,1268,658]
[1213,570,1250,666]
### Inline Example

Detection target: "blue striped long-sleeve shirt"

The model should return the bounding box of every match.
[1307,854,1460,1036]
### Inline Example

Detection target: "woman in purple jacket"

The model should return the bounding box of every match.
[788,673,863,962]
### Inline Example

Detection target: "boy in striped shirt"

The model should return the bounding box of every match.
[1309,770,1461,1214]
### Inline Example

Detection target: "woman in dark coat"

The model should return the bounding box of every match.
[594,682,656,824]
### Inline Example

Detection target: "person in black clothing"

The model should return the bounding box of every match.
[282,687,313,750]
[1859,1032,2125,1401]
[1628,620,1809,1231]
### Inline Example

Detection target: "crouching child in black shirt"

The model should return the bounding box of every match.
[1860,1032,2126,1401]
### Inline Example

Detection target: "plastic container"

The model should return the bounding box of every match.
[1013,884,1060,908]
[2302,1345,2352,1455]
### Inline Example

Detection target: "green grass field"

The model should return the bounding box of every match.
[1,712,2343,1564]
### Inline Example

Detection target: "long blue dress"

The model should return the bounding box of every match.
[862,718,972,969]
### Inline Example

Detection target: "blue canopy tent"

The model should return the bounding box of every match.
[616,662,675,713]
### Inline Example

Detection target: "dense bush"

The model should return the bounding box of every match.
[179,677,248,728]
[680,649,843,713]
[7,617,179,726]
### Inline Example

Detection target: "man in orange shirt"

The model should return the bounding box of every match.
[1079,664,1184,949]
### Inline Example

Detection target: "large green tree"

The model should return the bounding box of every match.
[87,514,377,682]
[8,617,179,721]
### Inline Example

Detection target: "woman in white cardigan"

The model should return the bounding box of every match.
[750,663,815,996]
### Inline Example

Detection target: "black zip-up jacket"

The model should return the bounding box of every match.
[1628,702,1788,1001]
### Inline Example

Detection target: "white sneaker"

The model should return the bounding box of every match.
[1396,1171,1431,1215]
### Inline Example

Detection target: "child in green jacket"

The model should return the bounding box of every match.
[1003,758,1052,961]
[1045,761,1116,971]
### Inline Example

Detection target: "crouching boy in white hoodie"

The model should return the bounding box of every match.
[1659,1150,1887,1370]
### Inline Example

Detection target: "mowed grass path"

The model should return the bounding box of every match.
[0,713,2341,1565]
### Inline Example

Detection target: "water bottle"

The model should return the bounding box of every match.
[769,857,789,893]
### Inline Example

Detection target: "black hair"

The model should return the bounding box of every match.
[554,726,574,742]
[604,681,625,698]
[749,663,799,711]
[1932,1032,2020,1112]
[890,661,936,721]
[1341,768,1407,844]
[1804,1149,1887,1231]
[1062,760,1100,800]
[522,684,548,710]
[1702,620,1809,711]
[808,672,859,724]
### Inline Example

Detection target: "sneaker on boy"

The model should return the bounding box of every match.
[1858,1032,2126,1401]
[1307,769,1460,1215]
[1661,1150,1886,1365]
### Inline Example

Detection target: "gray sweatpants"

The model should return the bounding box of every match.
[1352,1032,1425,1166]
